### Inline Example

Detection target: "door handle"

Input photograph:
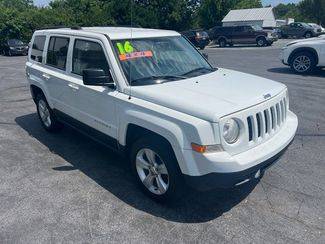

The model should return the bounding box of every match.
[68,83,79,91]
[42,73,51,80]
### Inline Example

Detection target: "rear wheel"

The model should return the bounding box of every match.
[36,94,62,132]
[290,51,316,74]
[218,38,226,48]
[130,136,184,202]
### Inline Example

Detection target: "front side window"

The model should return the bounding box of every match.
[72,39,109,76]
[112,36,214,86]
[46,36,69,70]
[31,35,46,62]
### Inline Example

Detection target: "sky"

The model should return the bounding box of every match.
[33,0,302,7]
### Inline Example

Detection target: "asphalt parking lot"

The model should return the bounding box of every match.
[0,39,324,243]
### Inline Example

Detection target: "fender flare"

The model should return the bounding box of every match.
[288,47,319,65]
[118,109,193,174]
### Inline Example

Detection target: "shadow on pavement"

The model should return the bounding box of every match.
[16,113,257,223]
[268,67,325,78]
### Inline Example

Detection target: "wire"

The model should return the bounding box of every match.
[128,0,133,100]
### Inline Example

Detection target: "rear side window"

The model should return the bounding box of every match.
[72,39,109,76]
[46,36,69,70]
[31,35,46,62]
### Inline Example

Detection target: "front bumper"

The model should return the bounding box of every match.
[184,139,292,191]
[9,48,28,55]
[181,111,298,191]
[266,36,278,43]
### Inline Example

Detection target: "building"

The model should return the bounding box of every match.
[276,18,295,27]
[222,7,276,28]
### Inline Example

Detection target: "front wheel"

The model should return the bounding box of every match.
[290,51,316,74]
[256,37,266,47]
[304,32,312,38]
[130,136,184,202]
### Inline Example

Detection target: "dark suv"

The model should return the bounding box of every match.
[209,25,277,47]
[181,29,210,50]
[0,39,29,56]
[280,22,317,39]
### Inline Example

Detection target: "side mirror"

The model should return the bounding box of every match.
[83,68,115,88]
[202,53,208,60]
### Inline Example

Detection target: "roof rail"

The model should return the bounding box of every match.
[36,26,82,30]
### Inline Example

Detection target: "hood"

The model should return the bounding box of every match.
[128,68,286,122]
[287,35,325,46]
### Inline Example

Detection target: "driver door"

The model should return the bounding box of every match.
[67,38,119,146]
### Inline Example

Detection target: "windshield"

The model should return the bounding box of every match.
[112,36,214,86]
[8,39,24,46]
[301,23,312,28]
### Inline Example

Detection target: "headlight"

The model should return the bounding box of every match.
[223,119,240,144]
[9,47,15,50]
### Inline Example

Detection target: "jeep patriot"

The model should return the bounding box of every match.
[26,27,298,201]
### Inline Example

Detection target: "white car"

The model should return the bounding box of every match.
[280,35,325,73]
[26,27,298,201]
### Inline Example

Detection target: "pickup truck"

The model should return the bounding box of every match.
[209,25,277,47]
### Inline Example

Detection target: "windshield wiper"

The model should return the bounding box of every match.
[182,67,216,77]
[131,75,186,84]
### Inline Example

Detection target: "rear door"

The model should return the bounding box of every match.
[42,35,72,114]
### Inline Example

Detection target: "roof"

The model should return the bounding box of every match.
[222,7,275,23]
[35,27,180,40]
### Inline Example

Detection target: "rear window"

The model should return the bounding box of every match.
[31,36,46,62]
[46,36,69,70]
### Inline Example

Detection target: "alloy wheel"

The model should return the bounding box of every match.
[38,99,52,127]
[257,39,265,46]
[135,148,169,195]
[293,55,311,72]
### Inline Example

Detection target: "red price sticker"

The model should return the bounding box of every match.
[119,51,153,61]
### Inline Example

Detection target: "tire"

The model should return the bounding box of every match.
[290,51,316,74]
[256,37,266,47]
[199,45,205,50]
[35,94,62,132]
[304,32,312,38]
[8,50,12,56]
[218,38,227,48]
[130,135,185,202]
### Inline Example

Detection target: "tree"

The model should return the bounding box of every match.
[298,0,324,25]
[235,0,262,9]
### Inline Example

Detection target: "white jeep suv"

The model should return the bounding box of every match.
[26,27,298,201]
[280,34,325,74]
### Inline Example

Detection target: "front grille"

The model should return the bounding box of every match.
[247,97,287,142]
